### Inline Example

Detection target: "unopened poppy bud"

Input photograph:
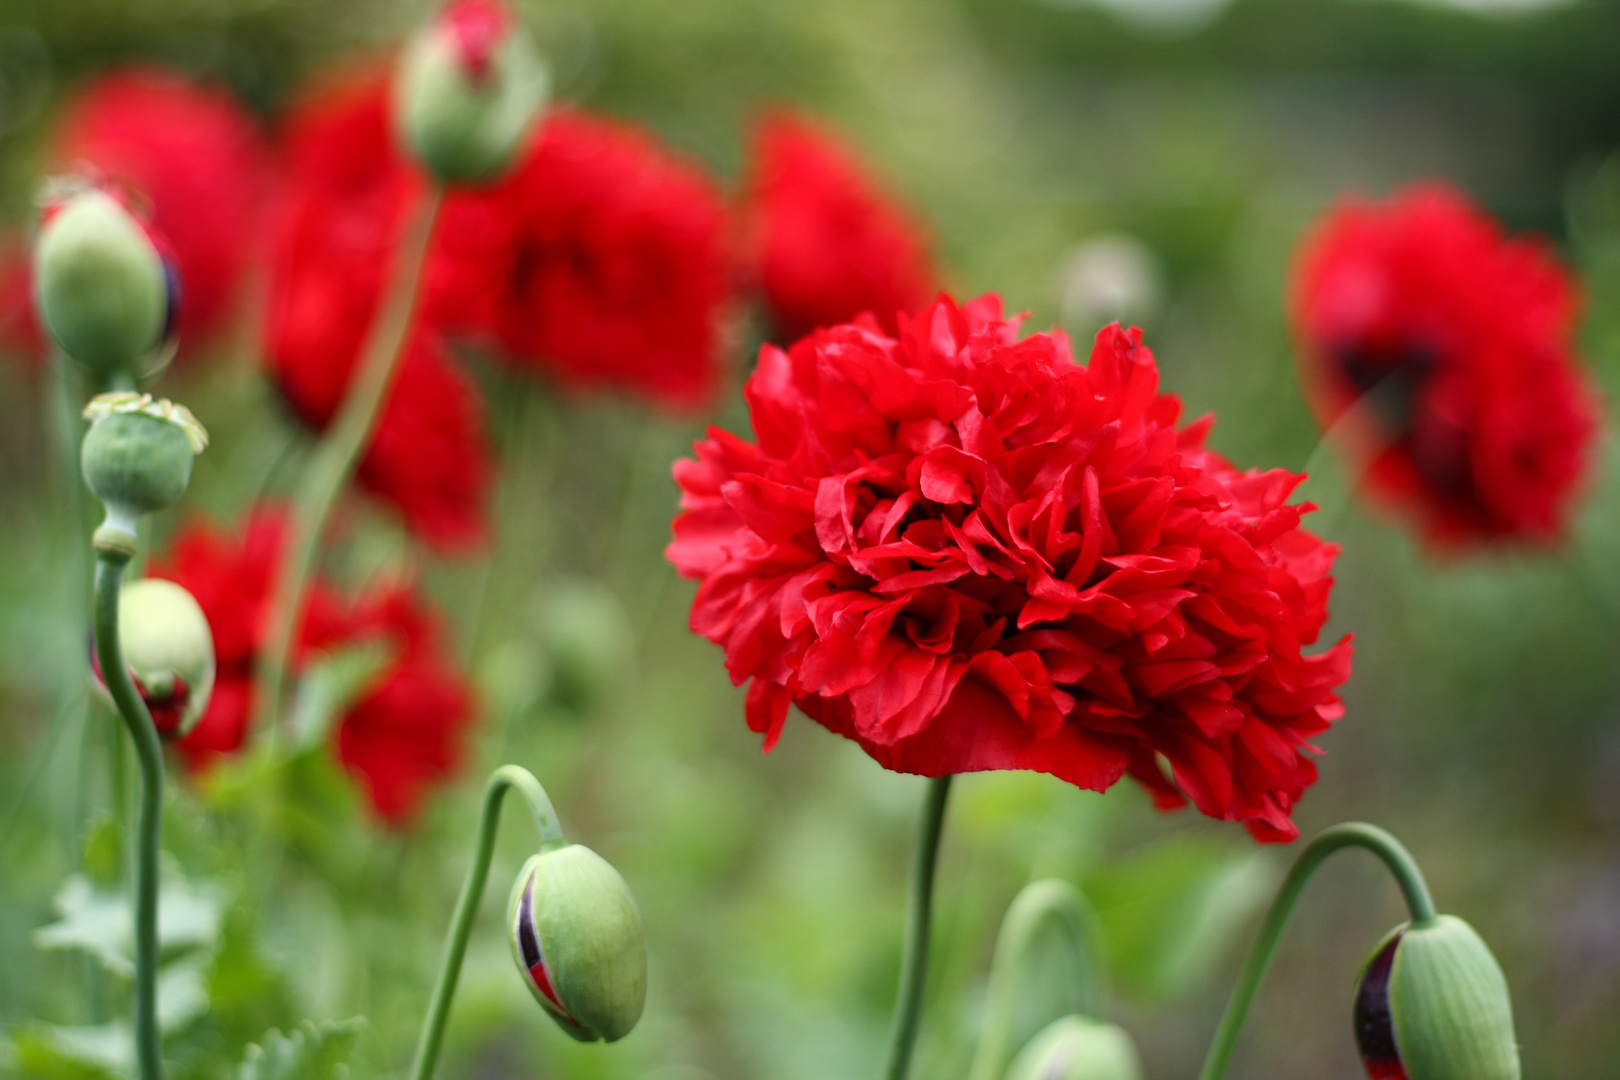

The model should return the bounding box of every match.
[113,578,214,737]
[1354,916,1519,1080]
[396,0,549,183]
[81,392,208,553]
[507,845,647,1043]
[34,185,176,379]
[1003,1016,1143,1080]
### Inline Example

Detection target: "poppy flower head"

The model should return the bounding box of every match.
[741,109,939,342]
[670,296,1351,842]
[1291,182,1598,546]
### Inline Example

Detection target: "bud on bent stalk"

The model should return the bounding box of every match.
[1353,916,1519,1080]
[81,392,208,552]
[396,0,550,184]
[1003,1016,1143,1080]
[34,185,177,380]
[113,578,215,738]
[507,846,647,1042]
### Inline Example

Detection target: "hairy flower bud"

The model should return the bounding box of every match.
[81,392,207,552]
[114,578,215,737]
[1003,1016,1143,1080]
[1354,916,1519,1080]
[507,845,647,1042]
[396,0,549,183]
[34,185,176,379]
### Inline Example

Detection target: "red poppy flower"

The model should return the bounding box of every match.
[430,106,731,409]
[0,242,40,362]
[739,110,938,343]
[152,507,476,825]
[1291,182,1598,545]
[52,67,270,350]
[265,74,491,550]
[669,297,1351,842]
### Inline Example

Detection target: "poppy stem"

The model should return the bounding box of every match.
[1196,822,1437,1080]
[883,774,953,1080]
[254,185,444,748]
[92,548,165,1080]
[965,879,1104,1080]
[409,765,565,1080]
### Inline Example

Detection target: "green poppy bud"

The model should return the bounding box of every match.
[1003,1016,1143,1080]
[81,392,208,553]
[507,845,647,1043]
[114,578,215,738]
[1353,916,1519,1080]
[396,0,549,184]
[34,185,176,379]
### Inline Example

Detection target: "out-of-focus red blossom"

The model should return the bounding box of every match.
[669,297,1352,842]
[739,110,938,343]
[0,242,40,360]
[1291,182,1598,546]
[265,74,490,550]
[151,507,475,826]
[51,67,270,349]
[429,106,731,409]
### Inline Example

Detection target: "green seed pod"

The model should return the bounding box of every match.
[1003,1016,1143,1080]
[1354,916,1520,1080]
[116,578,215,738]
[81,393,208,551]
[396,0,549,184]
[34,186,174,379]
[507,845,647,1042]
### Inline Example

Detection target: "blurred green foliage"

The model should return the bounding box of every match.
[2,0,1620,1078]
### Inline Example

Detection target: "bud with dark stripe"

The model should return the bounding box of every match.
[1353,916,1519,1080]
[507,845,646,1042]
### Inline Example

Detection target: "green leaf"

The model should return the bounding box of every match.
[80,816,121,890]
[235,1020,365,1080]
[10,1025,125,1080]
[34,872,225,975]
[288,640,397,750]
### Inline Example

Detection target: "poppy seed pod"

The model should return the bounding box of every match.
[1003,1016,1144,1080]
[34,186,176,379]
[396,0,549,183]
[115,578,215,737]
[1354,916,1520,1080]
[81,393,208,550]
[507,845,647,1042]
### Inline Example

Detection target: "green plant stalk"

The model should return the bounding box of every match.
[408,765,567,1080]
[1196,822,1438,1080]
[255,187,444,743]
[883,775,953,1080]
[92,549,164,1080]
[966,879,1104,1080]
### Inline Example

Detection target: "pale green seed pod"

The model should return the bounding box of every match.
[116,578,215,738]
[1003,1016,1143,1080]
[395,0,549,184]
[81,393,208,552]
[34,187,174,379]
[507,845,647,1042]
[1353,916,1520,1080]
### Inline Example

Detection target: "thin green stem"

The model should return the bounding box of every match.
[255,187,444,744]
[883,775,953,1080]
[966,879,1103,1080]
[408,766,566,1080]
[1196,822,1437,1080]
[92,551,164,1080]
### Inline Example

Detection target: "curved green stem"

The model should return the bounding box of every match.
[92,550,164,1080]
[408,766,566,1080]
[255,186,444,743]
[883,775,953,1080]
[1196,822,1437,1080]
[966,879,1103,1080]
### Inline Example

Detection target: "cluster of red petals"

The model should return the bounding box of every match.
[265,75,491,550]
[151,507,475,826]
[670,297,1352,842]
[1291,182,1598,546]
[739,110,939,343]
[428,106,731,409]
